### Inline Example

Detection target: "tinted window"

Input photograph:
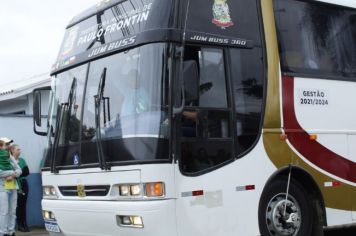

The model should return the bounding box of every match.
[184,46,228,108]
[274,0,356,79]
[229,48,264,155]
[180,46,233,174]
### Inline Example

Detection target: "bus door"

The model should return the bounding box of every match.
[174,45,236,235]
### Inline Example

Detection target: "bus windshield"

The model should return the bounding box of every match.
[46,43,169,168]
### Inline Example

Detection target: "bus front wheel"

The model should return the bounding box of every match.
[258,178,314,236]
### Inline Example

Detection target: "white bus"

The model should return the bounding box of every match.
[33,0,356,235]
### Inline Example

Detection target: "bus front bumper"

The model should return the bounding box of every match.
[42,199,177,236]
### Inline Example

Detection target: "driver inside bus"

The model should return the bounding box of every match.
[120,69,149,118]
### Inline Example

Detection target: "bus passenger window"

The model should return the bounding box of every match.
[274,0,356,79]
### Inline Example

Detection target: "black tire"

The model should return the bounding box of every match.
[258,178,314,236]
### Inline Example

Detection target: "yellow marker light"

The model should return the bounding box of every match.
[130,184,141,196]
[119,185,130,196]
[145,182,164,197]
[280,134,287,141]
[309,134,317,141]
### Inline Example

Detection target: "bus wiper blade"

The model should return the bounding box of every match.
[87,12,106,50]
[67,78,77,112]
[50,102,67,173]
[94,67,110,170]
[51,77,77,173]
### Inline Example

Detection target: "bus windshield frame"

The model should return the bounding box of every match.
[45,42,171,170]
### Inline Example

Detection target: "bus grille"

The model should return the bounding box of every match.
[58,185,111,197]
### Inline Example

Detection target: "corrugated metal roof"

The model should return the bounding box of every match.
[0,73,51,102]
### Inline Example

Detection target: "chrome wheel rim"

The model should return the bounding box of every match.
[266,193,301,236]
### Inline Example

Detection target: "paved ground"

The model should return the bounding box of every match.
[14,226,356,236]
[16,227,49,236]
[324,226,356,236]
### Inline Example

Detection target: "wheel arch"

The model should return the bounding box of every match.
[261,165,327,227]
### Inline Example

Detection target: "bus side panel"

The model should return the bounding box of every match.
[175,140,277,236]
[290,76,356,225]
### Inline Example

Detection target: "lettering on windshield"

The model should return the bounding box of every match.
[87,36,136,58]
[77,3,152,47]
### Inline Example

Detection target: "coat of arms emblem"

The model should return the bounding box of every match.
[77,185,86,198]
[212,0,234,29]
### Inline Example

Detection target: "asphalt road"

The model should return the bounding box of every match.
[16,226,356,236]
[324,226,356,236]
[17,227,49,236]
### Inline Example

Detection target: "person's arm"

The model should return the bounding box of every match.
[0,169,15,178]
[20,166,30,177]
[183,111,198,120]
[9,156,22,177]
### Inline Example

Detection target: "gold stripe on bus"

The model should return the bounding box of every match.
[261,0,281,129]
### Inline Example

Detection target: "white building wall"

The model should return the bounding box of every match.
[0,97,28,114]
[0,92,50,116]
[0,116,47,172]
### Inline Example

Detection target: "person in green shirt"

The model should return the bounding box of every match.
[10,144,30,232]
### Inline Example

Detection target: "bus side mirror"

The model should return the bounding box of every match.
[34,91,42,126]
[173,60,199,115]
[33,86,51,136]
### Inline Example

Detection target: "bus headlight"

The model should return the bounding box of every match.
[117,215,144,228]
[113,182,165,198]
[119,185,130,196]
[43,186,58,199]
[130,184,141,196]
[118,184,142,197]
[43,210,56,221]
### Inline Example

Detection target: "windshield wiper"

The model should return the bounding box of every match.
[94,68,110,170]
[87,12,106,50]
[50,78,77,173]
[50,103,66,173]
